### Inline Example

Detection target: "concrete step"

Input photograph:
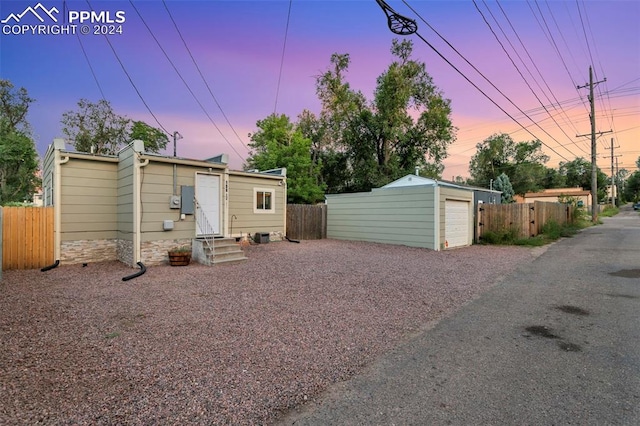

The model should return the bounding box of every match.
[194,237,248,266]
[213,255,249,266]
[213,249,247,262]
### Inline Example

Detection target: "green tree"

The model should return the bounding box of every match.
[0,79,40,204]
[61,99,168,154]
[558,157,608,201]
[245,114,325,204]
[624,171,640,202]
[468,133,550,196]
[542,167,566,189]
[307,39,456,193]
[615,168,629,204]
[129,121,169,153]
[493,173,514,203]
[301,53,368,193]
[624,158,640,202]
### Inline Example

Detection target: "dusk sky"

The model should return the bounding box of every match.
[1,0,638,180]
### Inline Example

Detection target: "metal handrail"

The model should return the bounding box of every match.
[194,198,215,259]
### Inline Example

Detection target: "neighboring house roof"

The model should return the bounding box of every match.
[523,188,590,197]
[380,174,501,194]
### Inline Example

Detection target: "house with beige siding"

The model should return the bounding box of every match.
[514,187,591,207]
[42,139,286,267]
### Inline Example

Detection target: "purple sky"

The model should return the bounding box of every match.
[1,0,639,180]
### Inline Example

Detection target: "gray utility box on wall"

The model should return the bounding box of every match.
[254,233,270,244]
[181,186,195,215]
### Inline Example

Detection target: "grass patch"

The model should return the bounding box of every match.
[480,218,589,247]
[104,331,121,339]
[599,205,619,217]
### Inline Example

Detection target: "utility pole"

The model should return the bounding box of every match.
[577,66,610,222]
[604,138,621,206]
[173,131,182,157]
[615,157,623,202]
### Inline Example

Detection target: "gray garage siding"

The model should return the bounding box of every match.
[326,186,437,249]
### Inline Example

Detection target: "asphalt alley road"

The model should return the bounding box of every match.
[281,207,640,425]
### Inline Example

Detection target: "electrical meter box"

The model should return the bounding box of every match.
[169,195,181,209]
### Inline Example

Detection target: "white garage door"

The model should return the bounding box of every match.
[196,173,221,236]
[445,200,470,248]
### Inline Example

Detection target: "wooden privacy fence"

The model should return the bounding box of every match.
[286,204,327,240]
[1,206,54,270]
[476,201,573,242]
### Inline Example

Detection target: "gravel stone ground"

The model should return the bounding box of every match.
[0,239,539,425]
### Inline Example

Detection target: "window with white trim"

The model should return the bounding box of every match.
[253,188,276,213]
[254,188,275,213]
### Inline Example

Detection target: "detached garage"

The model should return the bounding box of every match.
[326,175,474,251]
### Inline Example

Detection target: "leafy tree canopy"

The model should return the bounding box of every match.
[468,133,549,196]
[623,156,640,202]
[558,157,608,201]
[625,170,640,202]
[245,114,325,204]
[300,39,456,193]
[0,79,39,204]
[61,99,168,155]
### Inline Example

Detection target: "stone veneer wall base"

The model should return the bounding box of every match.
[141,239,193,266]
[61,239,118,265]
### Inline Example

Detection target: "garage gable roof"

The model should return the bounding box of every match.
[380,174,473,191]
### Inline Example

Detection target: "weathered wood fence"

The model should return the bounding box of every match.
[1,206,54,270]
[286,204,327,240]
[476,201,573,242]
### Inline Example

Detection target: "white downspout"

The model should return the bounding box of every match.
[134,154,150,264]
[282,177,287,237]
[223,168,230,237]
[55,149,70,261]
[433,181,440,251]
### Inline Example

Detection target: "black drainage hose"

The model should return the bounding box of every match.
[41,260,60,272]
[122,262,146,282]
[285,236,300,243]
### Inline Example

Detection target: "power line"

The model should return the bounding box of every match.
[75,33,105,100]
[401,0,574,162]
[161,0,249,152]
[85,0,170,135]
[273,0,293,114]
[130,0,244,161]
[475,0,587,155]
[65,0,105,99]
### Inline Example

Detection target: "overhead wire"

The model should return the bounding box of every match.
[64,0,105,99]
[273,0,293,114]
[85,0,170,135]
[401,0,574,162]
[161,0,249,152]
[475,0,588,155]
[129,0,245,160]
[526,0,587,133]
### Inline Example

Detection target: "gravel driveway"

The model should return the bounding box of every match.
[0,239,538,424]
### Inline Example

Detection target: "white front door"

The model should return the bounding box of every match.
[196,173,220,236]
